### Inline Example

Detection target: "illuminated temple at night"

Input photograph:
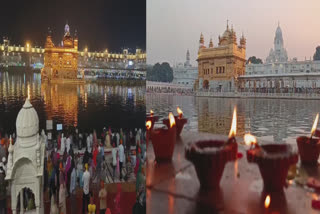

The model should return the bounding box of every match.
[0,23,146,80]
[41,24,79,82]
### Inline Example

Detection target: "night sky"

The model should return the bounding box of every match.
[0,0,146,53]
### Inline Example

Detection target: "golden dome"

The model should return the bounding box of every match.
[63,35,73,48]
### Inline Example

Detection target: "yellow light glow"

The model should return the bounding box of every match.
[177,107,183,119]
[228,107,237,138]
[169,112,176,128]
[311,113,319,136]
[146,121,152,130]
[264,195,270,208]
[244,133,257,146]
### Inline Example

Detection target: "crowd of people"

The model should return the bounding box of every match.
[0,126,147,214]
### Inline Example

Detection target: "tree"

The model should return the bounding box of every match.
[146,62,173,82]
[246,56,263,64]
[313,46,320,61]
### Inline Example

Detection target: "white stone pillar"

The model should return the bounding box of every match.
[20,189,24,214]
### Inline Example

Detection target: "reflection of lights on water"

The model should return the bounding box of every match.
[27,84,30,100]
[168,190,175,214]
[234,160,238,179]
[84,92,88,107]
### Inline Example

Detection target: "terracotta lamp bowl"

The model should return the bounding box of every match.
[163,116,188,137]
[185,139,238,189]
[146,115,159,130]
[150,126,176,161]
[247,144,298,192]
[296,136,320,166]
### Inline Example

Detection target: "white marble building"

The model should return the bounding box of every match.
[5,98,45,214]
[172,50,198,88]
[241,24,320,91]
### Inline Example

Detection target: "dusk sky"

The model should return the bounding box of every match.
[147,0,320,66]
[0,0,146,52]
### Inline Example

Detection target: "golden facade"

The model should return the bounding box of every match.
[42,24,79,82]
[197,23,246,91]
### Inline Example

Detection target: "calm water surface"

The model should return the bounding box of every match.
[146,93,320,145]
[0,71,146,133]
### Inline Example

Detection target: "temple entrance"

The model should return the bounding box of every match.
[16,187,36,214]
[203,80,209,90]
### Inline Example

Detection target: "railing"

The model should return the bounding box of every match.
[196,91,320,99]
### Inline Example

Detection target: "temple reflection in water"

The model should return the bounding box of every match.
[41,83,80,127]
[146,93,320,144]
[197,97,246,137]
[0,71,145,133]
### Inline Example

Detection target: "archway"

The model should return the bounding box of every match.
[16,187,36,213]
[9,158,42,214]
[203,80,209,90]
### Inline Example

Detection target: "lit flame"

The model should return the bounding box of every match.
[169,112,176,128]
[264,195,270,208]
[311,113,319,137]
[150,110,154,116]
[228,107,237,138]
[244,134,257,146]
[177,107,183,119]
[146,120,152,130]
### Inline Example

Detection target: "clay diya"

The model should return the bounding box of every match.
[146,110,159,130]
[185,107,238,189]
[163,107,187,137]
[296,113,320,165]
[245,134,298,192]
[150,112,176,161]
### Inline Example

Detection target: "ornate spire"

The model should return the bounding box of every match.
[64,21,70,36]
[199,33,206,49]
[227,19,229,30]
[199,33,204,44]
[186,49,190,61]
[47,27,52,36]
[209,38,213,48]
[240,33,246,47]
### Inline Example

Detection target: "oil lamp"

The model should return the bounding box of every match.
[185,108,238,189]
[146,109,158,130]
[150,113,176,161]
[246,134,298,192]
[163,107,187,137]
[296,113,320,165]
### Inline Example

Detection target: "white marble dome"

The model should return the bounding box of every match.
[16,99,39,138]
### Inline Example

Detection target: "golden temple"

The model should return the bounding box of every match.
[41,23,80,83]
